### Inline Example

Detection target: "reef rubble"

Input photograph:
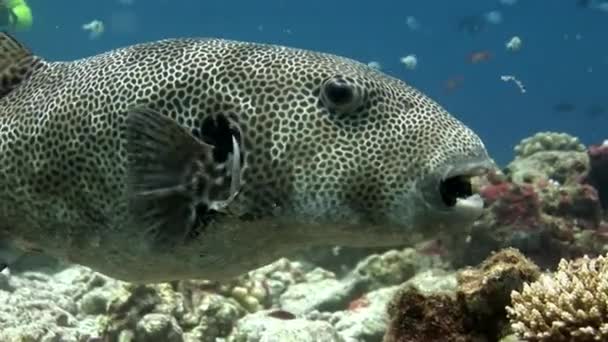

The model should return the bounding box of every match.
[0,247,446,342]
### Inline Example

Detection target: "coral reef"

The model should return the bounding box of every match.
[513,132,585,159]
[457,248,540,338]
[457,133,608,269]
[479,175,541,227]
[228,310,344,342]
[583,141,608,209]
[507,253,608,341]
[507,149,589,185]
[383,287,473,342]
[303,269,458,342]
[0,266,115,341]
[463,180,605,268]
[294,245,396,276]
[0,247,442,341]
[383,248,539,342]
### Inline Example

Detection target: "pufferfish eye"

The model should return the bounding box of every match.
[320,76,364,113]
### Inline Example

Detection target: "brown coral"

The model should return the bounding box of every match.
[507,254,608,341]
[384,248,540,342]
[383,286,475,342]
[458,248,540,337]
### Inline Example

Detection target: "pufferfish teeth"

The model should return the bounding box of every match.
[454,194,485,218]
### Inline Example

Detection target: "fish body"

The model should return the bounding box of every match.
[468,50,493,64]
[0,33,494,282]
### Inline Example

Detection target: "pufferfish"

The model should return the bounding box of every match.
[0,33,494,282]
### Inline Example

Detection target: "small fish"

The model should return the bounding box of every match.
[505,36,522,52]
[553,102,577,113]
[483,11,503,25]
[577,0,608,11]
[585,105,606,118]
[0,239,25,272]
[577,0,593,7]
[267,310,296,320]
[400,54,418,70]
[593,2,608,12]
[406,16,420,31]
[443,75,465,94]
[468,50,493,64]
[82,19,105,40]
[367,61,382,70]
[0,33,494,282]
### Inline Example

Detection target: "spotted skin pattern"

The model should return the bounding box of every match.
[0,34,491,281]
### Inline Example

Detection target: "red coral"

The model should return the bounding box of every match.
[589,144,608,159]
[497,184,540,226]
[479,182,510,204]
[481,182,540,227]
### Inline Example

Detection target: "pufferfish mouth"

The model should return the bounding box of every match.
[437,162,492,216]
[440,174,476,207]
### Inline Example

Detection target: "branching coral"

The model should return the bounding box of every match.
[507,254,608,341]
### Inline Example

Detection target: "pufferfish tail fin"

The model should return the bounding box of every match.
[0,32,43,98]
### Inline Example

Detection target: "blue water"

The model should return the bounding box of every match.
[14,0,608,165]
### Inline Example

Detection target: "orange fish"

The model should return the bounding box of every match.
[443,75,465,94]
[468,50,492,64]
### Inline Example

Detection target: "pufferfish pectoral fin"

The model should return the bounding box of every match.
[0,32,41,98]
[125,108,239,246]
